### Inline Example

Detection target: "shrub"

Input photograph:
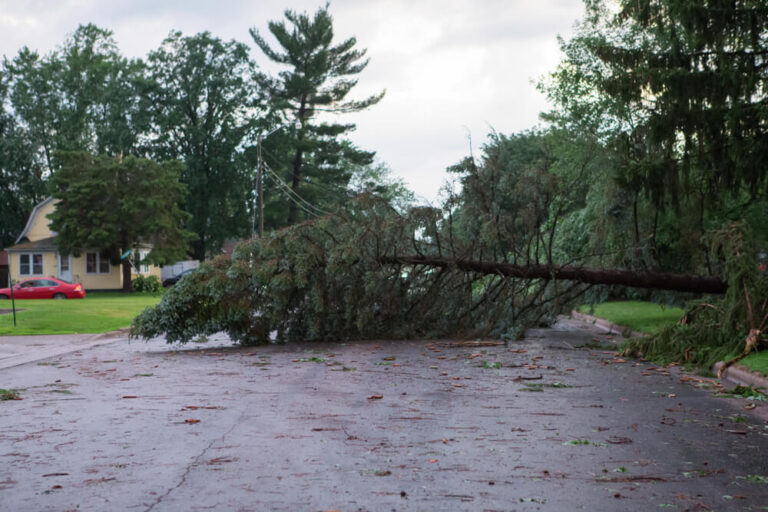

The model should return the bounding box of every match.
[132,275,162,293]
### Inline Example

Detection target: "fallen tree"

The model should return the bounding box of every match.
[379,256,728,295]
[130,196,751,352]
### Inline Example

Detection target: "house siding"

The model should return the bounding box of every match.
[8,252,161,290]
[71,255,123,290]
[26,200,57,242]
[8,252,58,282]
[6,198,164,290]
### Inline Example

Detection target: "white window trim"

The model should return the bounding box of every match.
[85,252,111,274]
[19,252,44,276]
[137,250,150,274]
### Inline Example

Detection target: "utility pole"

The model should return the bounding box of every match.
[257,135,264,237]
[252,122,292,238]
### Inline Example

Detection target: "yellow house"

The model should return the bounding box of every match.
[4,198,162,290]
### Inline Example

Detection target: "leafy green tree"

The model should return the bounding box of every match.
[0,71,46,249]
[146,31,259,259]
[250,4,384,225]
[4,24,147,170]
[348,161,415,213]
[48,152,193,291]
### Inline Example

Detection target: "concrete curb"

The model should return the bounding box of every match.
[94,327,131,340]
[570,310,646,339]
[712,361,768,391]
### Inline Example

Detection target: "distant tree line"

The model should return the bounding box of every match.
[0,6,402,261]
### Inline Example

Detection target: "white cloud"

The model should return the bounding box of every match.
[0,14,38,28]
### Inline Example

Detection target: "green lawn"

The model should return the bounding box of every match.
[741,352,768,376]
[0,292,162,335]
[578,300,684,334]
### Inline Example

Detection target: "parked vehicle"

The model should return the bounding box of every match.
[162,268,197,287]
[0,278,86,299]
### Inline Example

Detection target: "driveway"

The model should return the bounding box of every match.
[0,332,124,370]
[1,319,767,511]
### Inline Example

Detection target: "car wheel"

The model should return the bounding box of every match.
[53,293,67,300]
[0,294,8,300]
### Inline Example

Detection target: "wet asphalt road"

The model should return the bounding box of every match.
[1,318,768,511]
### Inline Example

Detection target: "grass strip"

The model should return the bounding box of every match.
[0,292,162,335]
[578,301,684,334]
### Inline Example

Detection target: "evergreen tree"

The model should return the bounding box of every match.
[250,4,384,225]
[547,0,768,202]
[542,0,768,273]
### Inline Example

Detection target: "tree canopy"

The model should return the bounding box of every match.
[49,152,193,291]
[1,14,389,260]
[540,0,768,275]
[146,31,261,259]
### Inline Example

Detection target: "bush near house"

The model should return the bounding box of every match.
[132,275,163,293]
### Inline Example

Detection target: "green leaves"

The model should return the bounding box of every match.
[146,31,259,259]
[49,152,194,290]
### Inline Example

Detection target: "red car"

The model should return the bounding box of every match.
[0,278,86,300]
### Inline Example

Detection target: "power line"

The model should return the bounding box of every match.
[263,165,333,217]
[259,145,345,195]
[264,164,331,215]
[264,173,326,219]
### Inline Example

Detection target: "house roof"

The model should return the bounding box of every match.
[5,236,59,253]
[15,196,56,244]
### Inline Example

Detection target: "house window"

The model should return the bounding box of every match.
[133,250,150,274]
[86,251,111,274]
[19,253,44,276]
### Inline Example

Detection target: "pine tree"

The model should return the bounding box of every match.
[250,4,384,225]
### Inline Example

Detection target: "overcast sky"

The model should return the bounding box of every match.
[0,0,585,202]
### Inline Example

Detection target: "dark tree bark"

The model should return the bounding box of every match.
[380,256,728,295]
[122,259,133,293]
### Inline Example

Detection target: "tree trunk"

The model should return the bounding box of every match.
[288,100,308,225]
[380,256,728,295]
[287,146,303,225]
[122,259,133,293]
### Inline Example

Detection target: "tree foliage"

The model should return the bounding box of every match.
[146,31,261,259]
[1,12,386,259]
[1,24,148,251]
[131,132,601,345]
[542,0,768,276]
[250,4,385,225]
[542,0,768,363]
[49,152,193,291]
[627,223,768,368]
[131,191,583,345]
[0,72,46,249]
[4,24,146,167]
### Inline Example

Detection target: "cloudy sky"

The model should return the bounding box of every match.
[0,0,585,202]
